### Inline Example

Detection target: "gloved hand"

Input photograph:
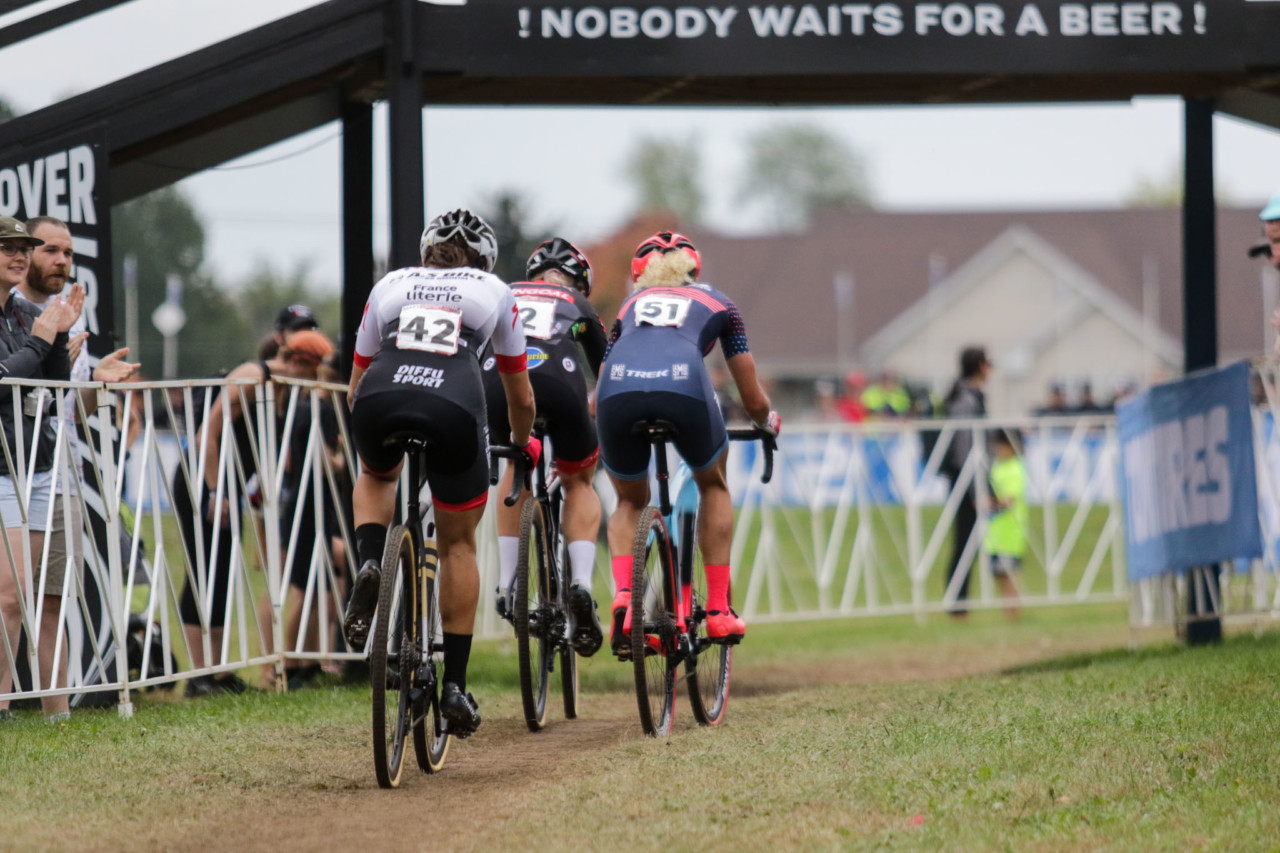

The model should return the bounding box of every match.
[754,410,782,438]
[519,435,543,470]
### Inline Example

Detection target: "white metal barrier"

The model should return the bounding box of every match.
[19,368,1265,713]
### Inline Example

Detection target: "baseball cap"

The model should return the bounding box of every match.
[0,217,44,245]
[274,303,318,331]
[1260,190,1280,222]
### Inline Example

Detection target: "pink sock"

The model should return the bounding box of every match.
[705,564,731,612]
[611,555,633,598]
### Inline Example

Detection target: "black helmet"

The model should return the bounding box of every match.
[526,237,593,296]
[420,208,499,273]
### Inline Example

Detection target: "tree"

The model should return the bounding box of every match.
[736,122,873,231]
[480,191,555,284]
[1124,164,1234,208]
[623,136,704,225]
[0,97,14,122]
[237,260,340,352]
[113,187,252,377]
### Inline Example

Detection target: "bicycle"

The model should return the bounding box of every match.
[366,433,528,788]
[490,427,578,732]
[621,422,775,737]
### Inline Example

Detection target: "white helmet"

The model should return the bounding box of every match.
[420,208,498,273]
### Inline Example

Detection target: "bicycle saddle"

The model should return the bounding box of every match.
[631,419,679,440]
[382,430,431,453]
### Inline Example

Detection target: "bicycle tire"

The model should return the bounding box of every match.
[631,506,678,737]
[556,524,579,720]
[680,509,731,726]
[371,525,412,788]
[416,538,450,772]
[515,498,552,731]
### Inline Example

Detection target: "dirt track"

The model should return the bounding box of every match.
[155,627,1126,853]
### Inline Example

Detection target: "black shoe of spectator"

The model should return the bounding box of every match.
[286,664,322,691]
[439,682,481,738]
[184,675,217,699]
[344,560,381,649]
[214,673,249,694]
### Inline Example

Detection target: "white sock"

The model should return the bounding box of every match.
[498,536,519,592]
[568,540,598,591]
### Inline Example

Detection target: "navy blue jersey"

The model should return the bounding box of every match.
[597,283,749,403]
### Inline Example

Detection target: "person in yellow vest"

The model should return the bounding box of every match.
[984,428,1028,620]
[860,368,910,418]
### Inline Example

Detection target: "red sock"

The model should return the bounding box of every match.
[611,555,633,600]
[705,564,731,612]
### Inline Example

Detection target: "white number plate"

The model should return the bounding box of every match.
[516,296,557,340]
[634,293,691,327]
[396,304,462,355]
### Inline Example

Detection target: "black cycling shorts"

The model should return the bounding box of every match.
[351,389,490,511]
[596,389,728,481]
[486,368,598,471]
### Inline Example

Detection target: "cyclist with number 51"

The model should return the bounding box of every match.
[342,209,539,739]
[484,238,608,656]
[595,231,780,652]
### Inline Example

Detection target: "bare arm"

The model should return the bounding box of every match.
[726,352,771,426]
[499,369,536,447]
[201,362,262,492]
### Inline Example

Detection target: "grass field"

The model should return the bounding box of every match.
[3,603,1278,852]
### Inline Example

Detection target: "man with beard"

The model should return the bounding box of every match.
[15,216,138,720]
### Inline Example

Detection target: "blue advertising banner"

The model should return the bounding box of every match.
[1117,361,1261,582]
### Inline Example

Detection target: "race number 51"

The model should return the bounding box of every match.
[634,293,690,327]
[397,304,462,355]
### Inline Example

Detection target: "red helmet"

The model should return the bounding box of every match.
[630,231,700,283]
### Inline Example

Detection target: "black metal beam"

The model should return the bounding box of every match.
[341,99,374,380]
[0,0,137,50]
[385,0,423,270]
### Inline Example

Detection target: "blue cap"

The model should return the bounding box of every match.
[1261,190,1280,221]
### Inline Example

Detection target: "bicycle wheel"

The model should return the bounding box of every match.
[558,530,579,720]
[415,536,450,772]
[680,510,731,726]
[515,498,553,731]
[371,525,412,788]
[631,506,678,737]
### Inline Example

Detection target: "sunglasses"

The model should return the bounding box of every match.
[0,243,34,258]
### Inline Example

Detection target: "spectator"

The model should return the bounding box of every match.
[1073,381,1107,414]
[175,328,332,698]
[810,377,842,423]
[984,428,1027,620]
[860,368,910,418]
[0,217,81,722]
[6,216,139,721]
[1034,382,1069,416]
[836,369,867,423]
[259,303,320,361]
[1257,191,1280,357]
[940,345,990,619]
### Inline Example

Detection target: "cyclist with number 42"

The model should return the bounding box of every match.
[483,238,609,656]
[342,209,539,739]
[595,231,781,652]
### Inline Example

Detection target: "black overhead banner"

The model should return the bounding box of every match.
[0,126,114,359]
[420,1,1245,76]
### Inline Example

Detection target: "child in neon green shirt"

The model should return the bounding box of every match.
[985,429,1027,619]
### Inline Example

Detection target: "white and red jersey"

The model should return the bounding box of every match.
[353,265,527,374]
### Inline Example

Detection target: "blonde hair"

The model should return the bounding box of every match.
[635,250,697,290]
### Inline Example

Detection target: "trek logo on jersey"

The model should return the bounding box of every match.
[610,363,625,380]
[673,363,689,380]
[393,364,445,388]
[626,368,669,379]
[527,346,549,369]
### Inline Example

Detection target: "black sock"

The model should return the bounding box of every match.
[442,632,473,692]
[355,523,387,567]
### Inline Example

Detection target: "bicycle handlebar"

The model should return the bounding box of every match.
[489,445,533,507]
[726,426,777,484]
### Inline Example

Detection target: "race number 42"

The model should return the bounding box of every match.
[397,304,462,355]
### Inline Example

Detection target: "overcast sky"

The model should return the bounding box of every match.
[5,0,1280,292]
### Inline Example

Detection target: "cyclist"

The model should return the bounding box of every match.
[595,231,780,651]
[484,238,607,656]
[342,209,538,738]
